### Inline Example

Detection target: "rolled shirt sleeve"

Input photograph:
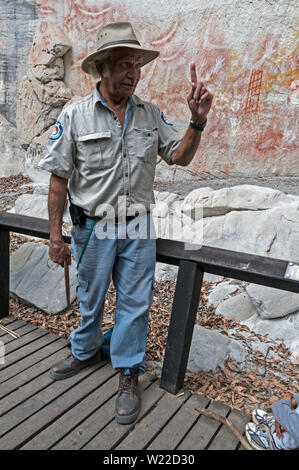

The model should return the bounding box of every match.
[153,105,183,165]
[38,110,75,179]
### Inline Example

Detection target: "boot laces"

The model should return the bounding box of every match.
[119,372,137,395]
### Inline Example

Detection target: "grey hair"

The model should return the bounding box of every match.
[89,50,113,79]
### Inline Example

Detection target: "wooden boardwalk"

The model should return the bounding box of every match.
[0,317,251,451]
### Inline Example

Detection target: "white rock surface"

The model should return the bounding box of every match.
[203,273,224,284]
[215,292,257,322]
[187,325,247,373]
[184,185,299,218]
[207,281,239,305]
[10,242,77,314]
[155,263,178,281]
[201,200,299,260]
[242,312,299,363]
[246,284,299,319]
[10,193,71,224]
[0,113,25,177]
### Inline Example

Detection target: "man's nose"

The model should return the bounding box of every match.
[127,65,140,80]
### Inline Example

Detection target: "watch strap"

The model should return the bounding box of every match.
[189,119,207,131]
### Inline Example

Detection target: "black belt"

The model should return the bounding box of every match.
[85,214,140,223]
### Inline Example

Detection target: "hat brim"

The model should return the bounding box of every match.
[81,44,159,75]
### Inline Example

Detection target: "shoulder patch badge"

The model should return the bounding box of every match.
[49,121,63,140]
[161,111,173,126]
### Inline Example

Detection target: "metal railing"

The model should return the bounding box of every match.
[1,211,299,394]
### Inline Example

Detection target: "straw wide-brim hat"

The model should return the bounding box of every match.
[81,22,160,77]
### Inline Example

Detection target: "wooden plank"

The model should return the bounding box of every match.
[116,390,191,450]
[3,327,49,356]
[156,239,299,293]
[207,408,251,450]
[83,379,165,450]
[21,371,119,450]
[0,319,27,337]
[0,333,63,381]
[1,323,39,345]
[0,229,9,319]
[0,316,20,325]
[177,400,230,450]
[0,343,68,400]
[0,348,70,416]
[160,260,203,394]
[0,336,66,385]
[0,361,111,449]
[147,393,210,450]
[52,374,154,450]
[0,212,51,240]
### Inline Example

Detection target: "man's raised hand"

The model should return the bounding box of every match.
[187,62,213,124]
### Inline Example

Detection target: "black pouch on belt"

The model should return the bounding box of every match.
[67,189,86,226]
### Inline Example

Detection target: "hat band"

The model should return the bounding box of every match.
[97,39,141,51]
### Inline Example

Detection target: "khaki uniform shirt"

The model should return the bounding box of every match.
[38,84,182,217]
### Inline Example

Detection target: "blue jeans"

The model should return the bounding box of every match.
[70,214,156,371]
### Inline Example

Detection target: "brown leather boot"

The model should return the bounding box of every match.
[49,351,101,380]
[115,368,141,424]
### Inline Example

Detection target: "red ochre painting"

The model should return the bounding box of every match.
[34,0,299,176]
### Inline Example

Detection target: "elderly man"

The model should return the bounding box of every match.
[39,22,212,425]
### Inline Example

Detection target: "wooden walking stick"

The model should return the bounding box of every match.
[64,260,70,309]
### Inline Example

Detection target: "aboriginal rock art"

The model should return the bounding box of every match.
[11,0,298,178]
[16,20,80,179]
[16,20,73,146]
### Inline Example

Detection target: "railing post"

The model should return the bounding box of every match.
[160,259,204,394]
[0,229,9,319]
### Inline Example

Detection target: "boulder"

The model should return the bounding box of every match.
[153,209,203,248]
[243,312,299,363]
[10,193,71,224]
[203,273,224,284]
[10,242,77,314]
[183,185,299,219]
[155,262,178,281]
[201,200,299,260]
[215,292,257,322]
[246,284,299,319]
[207,281,239,306]
[187,325,247,373]
[152,191,181,218]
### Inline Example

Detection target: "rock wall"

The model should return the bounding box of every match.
[0,0,298,178]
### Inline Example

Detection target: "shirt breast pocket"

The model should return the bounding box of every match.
[131,127,158,161]
[77,131,113,169]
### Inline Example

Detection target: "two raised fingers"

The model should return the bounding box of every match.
[190,63,207,102]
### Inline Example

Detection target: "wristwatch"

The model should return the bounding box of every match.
[189,119,207,131]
